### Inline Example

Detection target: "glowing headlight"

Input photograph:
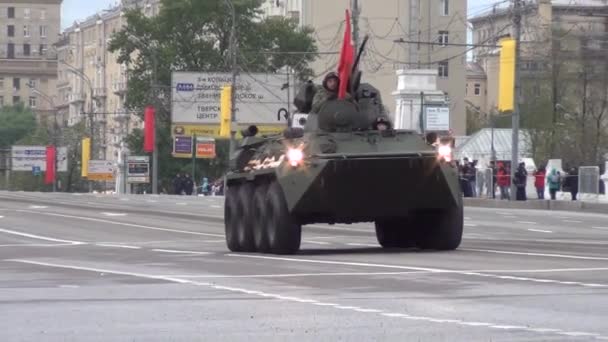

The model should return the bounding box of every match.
[437,145,452,162]
[286,148,304,167]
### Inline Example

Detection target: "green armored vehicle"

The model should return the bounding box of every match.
[224,50,462,255]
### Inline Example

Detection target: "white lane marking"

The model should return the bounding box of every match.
[146,200,158,203]
[58,285,80,288]
[527,229,553,233]
[592,226,608,230]
[307,225,370,233]
[17,210,224,238]
[562,220,582,223]
[169,271,425,278]
[464,217,472,220]
[28,205,48,209]
[303,240,330,246]
[96,244,141,250]
[517,221,537,225]
[0,228,83,245]
[6,259,606,339]
[175,202,188,206]
[0,243,77,247]
[227,254,445,272]
[0,216,4,219]
[464,223,479,227]
[461,248,608,261]
[119,198,130,201]
[101,212,127,217]
[210,205,222,209]
[346,243,378,247]
[152,249,210,255]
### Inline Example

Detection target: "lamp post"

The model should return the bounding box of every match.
[28,84,59,192]
[127,35,159,194]
[224,0,238,156]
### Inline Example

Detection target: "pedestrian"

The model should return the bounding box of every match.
[514,162,527,201]
[534,166,546,199]
[183,174,194,196]
[497,163,510,200]
[564,167,579,201]
[173,173,183,195]
[546,168,561,200]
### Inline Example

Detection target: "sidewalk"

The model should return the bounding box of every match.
[464,196,608,214]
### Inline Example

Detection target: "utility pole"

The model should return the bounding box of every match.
[351,0,361,52]
[151,53,159,194]
[226,0,238,155]
[510,0,523,201]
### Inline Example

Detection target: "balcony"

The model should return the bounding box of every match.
[69,93,85,104]
[112,81,127,95]
[94,87,107,98]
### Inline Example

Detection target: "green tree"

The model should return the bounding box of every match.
[108,0,319,190]
[0,104,37,148]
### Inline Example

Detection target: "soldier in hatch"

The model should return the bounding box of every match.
[311,72,352,114]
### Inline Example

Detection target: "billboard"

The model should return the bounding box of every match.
[172,124,284,139]
[127,156,150,183]
[425,106,450,132]
[87,160,114,181]
[172,136,217,159]
[11,146,68,172]
[171,72,289,126]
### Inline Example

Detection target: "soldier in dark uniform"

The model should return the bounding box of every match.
[311,72,353,114]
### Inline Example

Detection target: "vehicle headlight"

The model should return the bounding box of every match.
[437,145,452,162]
[286,148,304,167]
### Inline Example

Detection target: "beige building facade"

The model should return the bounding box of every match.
[468,0,608,114]
[0,0,61,120]
[301,0,467,135]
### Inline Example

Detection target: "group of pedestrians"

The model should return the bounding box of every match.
[171,173,224,196]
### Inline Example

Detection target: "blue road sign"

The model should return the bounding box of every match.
[32,166,41,176]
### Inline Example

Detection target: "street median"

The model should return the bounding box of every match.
[464,197,608,214]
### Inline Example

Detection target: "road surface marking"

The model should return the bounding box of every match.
[0,216,3,219]
[168,271,426,278]
[464,217,472,220]
[101,212,127,217]
[28,205,48,209]
[592,226,608,230]
[6,259,606,339]
[17,210,224,237]
[303,240,330,245]
[0,243,77,247]
[346,243,378,247]
[464,223,478,227]
[96,244,141,249]
[562,220,582,223]
[119,198,130,201]
[460,248,608,261]
[58,285,80,288]
[517,221,537,225]
[527,229,553,233]
[210,205,222,209]
[307,225,371,233]
[0,228,83,245]
[152,249,211,255]
[176,202,188,206]
[146,200,158,203]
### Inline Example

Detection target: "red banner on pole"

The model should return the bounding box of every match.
[45,145,56,185]
[144,105,155,152]
[338,9,354,100]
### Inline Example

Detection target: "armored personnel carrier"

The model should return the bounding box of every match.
[223,41,462,255]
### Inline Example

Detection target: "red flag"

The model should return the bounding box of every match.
[338,9,354,99]
[45,145,56,185]
[144,105,155,152]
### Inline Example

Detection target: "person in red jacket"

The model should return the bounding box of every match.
[534,166,546,199]
[497,163,511,200]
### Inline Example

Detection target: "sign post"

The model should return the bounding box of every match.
[127,156,150,184]
[424,106,451,132]
[87,160,115,181]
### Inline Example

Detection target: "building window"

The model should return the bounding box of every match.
[0,96,4,106]
[440,0,449,16]
[28,78,36,88]
[24,25,30,37]
[8,25,15,37]
[23,44,30,56]
[13,96,20,105]
[40,25,47,38]
[474,83,481,96]
[39,44,47,56]
[8,7,15,19]
[29,97,37,108]
[438,31,449,47]
[0,77,3,89]
[13,78,20,91]
[24,8,30,19]
[7,43,15,59]
[438,60,449,77]
[40,10,46,20]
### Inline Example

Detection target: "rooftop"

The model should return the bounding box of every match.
[469,0,608,23]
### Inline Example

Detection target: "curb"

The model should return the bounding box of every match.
[464,198,608,214]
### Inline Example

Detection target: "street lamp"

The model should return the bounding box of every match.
[127,34,159,194]
[28,84,59,192]
[224,0,238,156]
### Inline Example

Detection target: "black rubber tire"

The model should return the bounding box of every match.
[374,219,416,248]
[224,184,242,252]
[265,181,301,255]
[236,182,256,252]
[252,183,271,253]
[414,203,464,250]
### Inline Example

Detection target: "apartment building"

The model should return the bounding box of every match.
[300,0,468,135]
[260,0,302,23]
[468,0,608,114]
[0,0,61,120]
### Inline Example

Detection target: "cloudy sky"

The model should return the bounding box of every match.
[62,0,498,29]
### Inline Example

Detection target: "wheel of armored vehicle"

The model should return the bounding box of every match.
[252,182,271,253]
[412,204,464,251]
[235,182,256,252]
[265,180,301,255]
[374,219,416,248]
[224,184,242,252]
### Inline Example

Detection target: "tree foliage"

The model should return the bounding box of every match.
[108,0,318,189]
[0,104,37,148]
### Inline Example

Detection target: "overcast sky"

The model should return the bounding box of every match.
[62,0,498,29]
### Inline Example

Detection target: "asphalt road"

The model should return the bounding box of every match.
[0,191,607,341]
